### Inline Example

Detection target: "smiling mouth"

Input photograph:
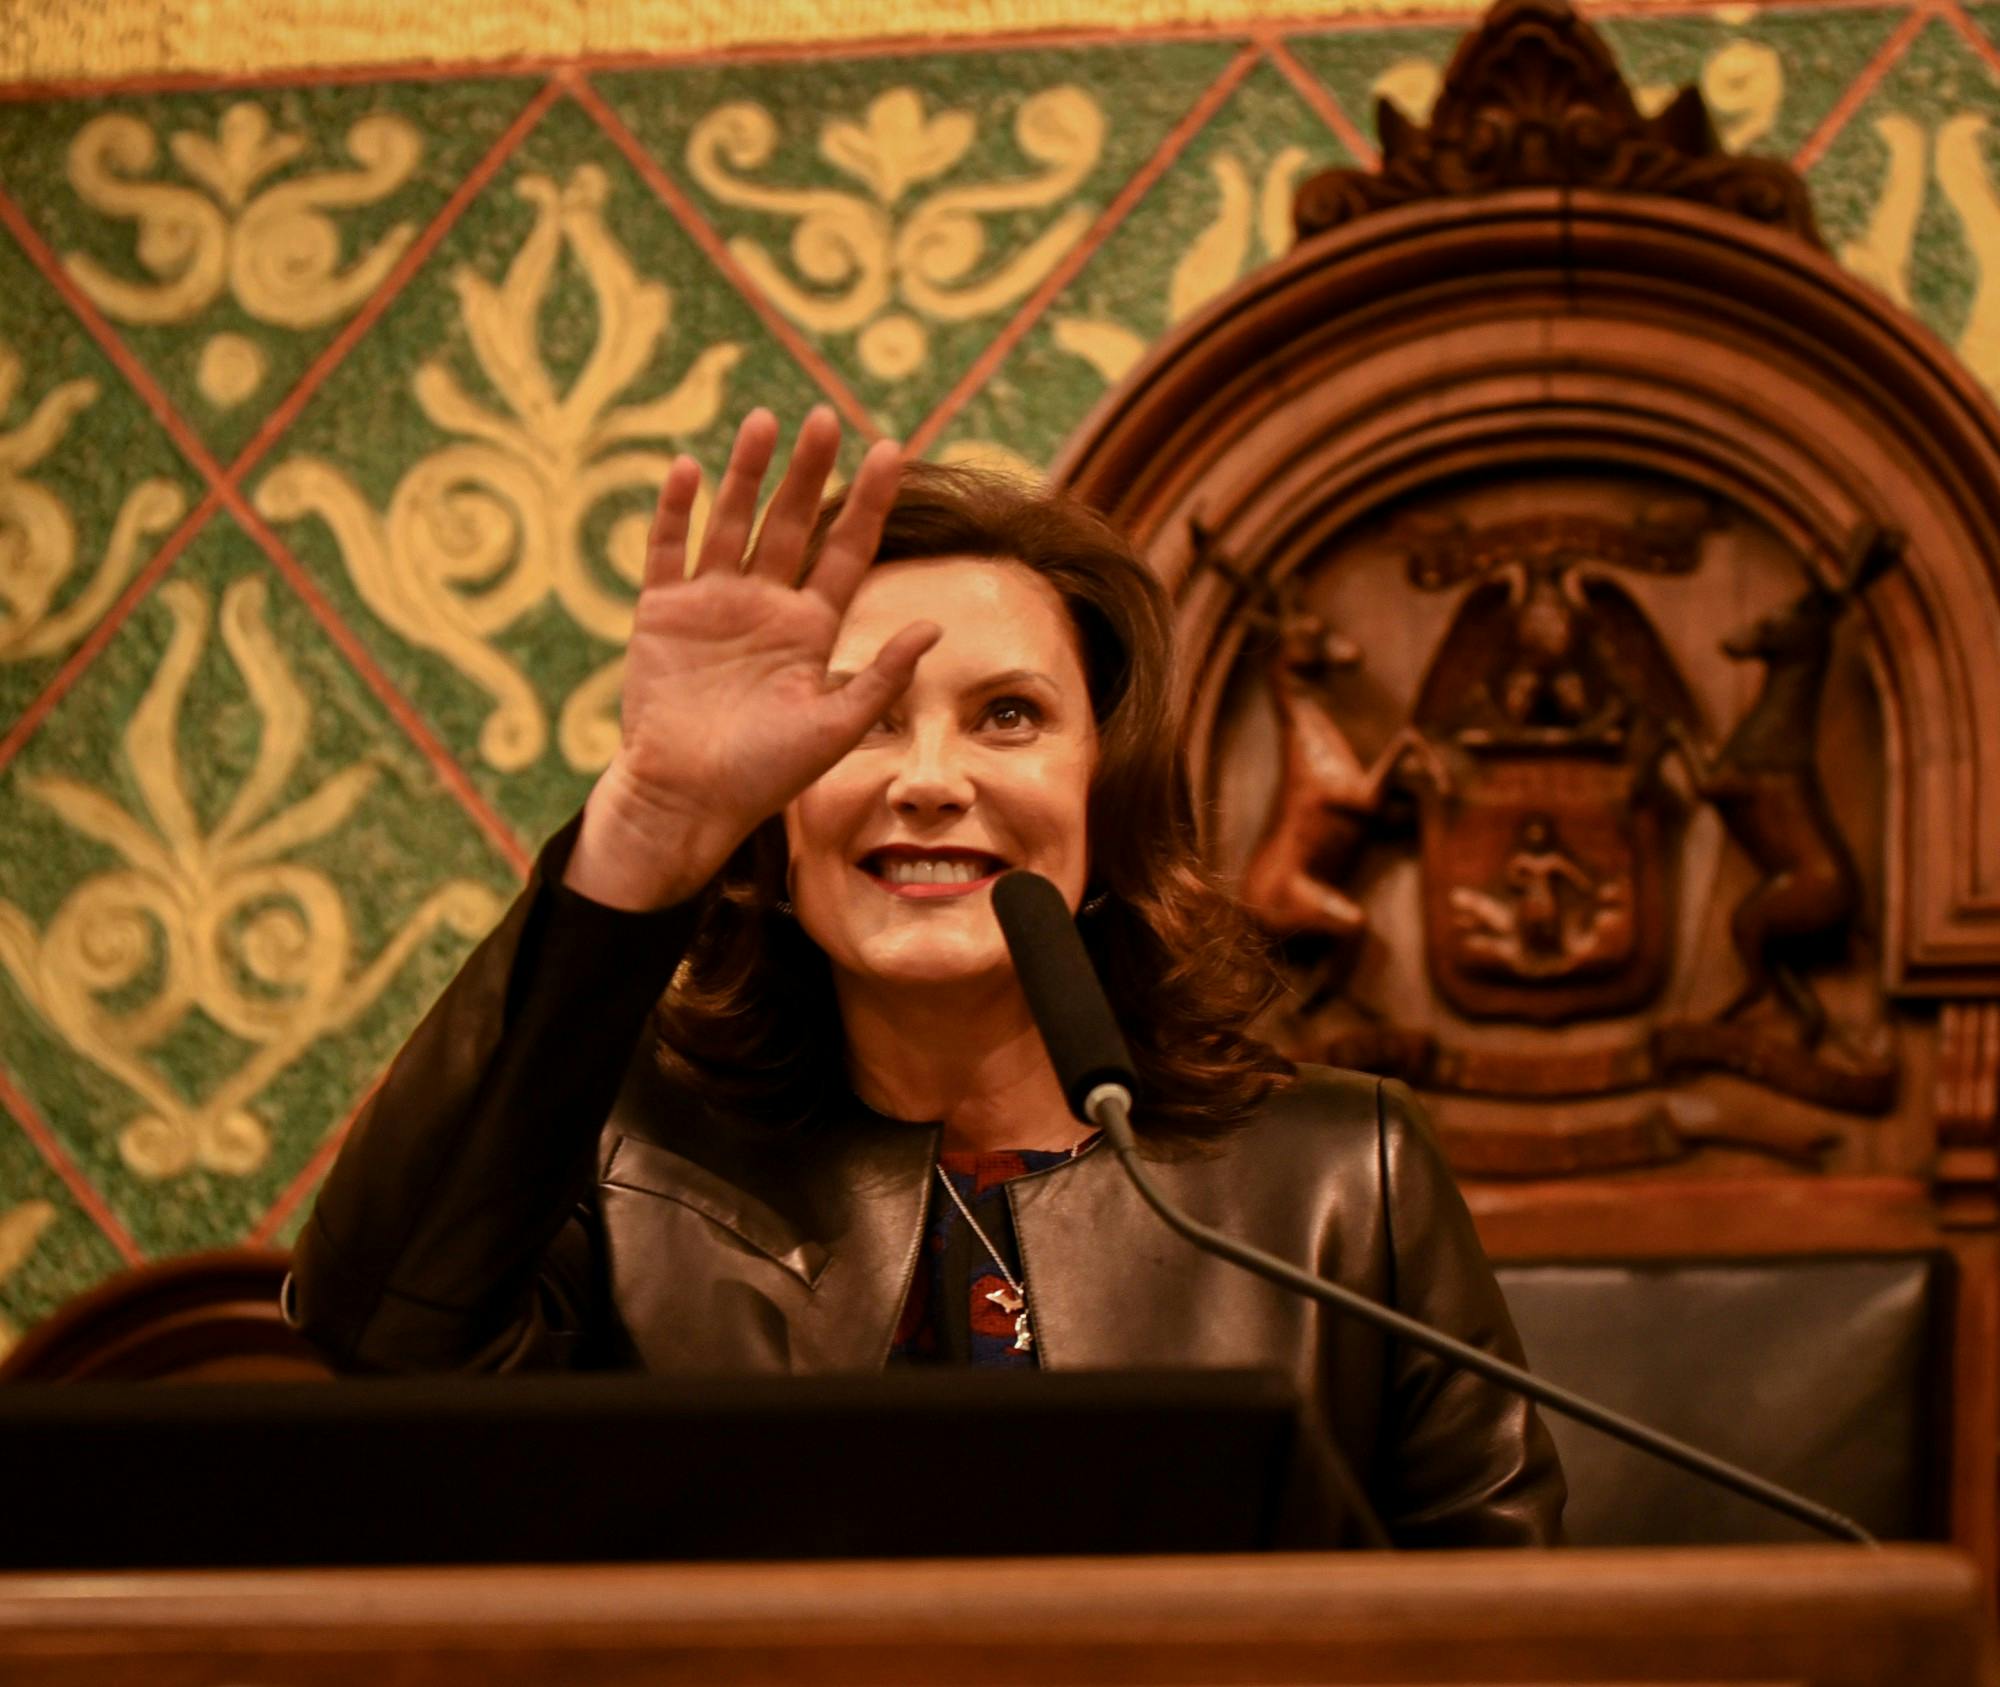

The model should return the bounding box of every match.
[858,851,1009,898]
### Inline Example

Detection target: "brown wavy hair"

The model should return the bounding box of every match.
[653,462,1293,1142]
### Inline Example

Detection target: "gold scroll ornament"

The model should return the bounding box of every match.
[1835,109,2000,397]
[1051,144,1307,386]
[257,165,740,775]
[0,576,502,1180]
[687,85,1104,381]
[63,103,423,407]
[0,339,186,664]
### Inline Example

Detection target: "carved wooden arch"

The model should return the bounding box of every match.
[1051,0,2000,1002]
[1055,185,2000,994]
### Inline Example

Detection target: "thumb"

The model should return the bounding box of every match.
[822,620,942,739]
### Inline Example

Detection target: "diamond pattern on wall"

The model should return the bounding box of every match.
[0,516,518,1257]
[592,40,1250,442]
[0,230,200,732]
[1808,12,2000,398]
[937,56,1357,472]
[254,95,845,848]
[1591,7,1910,157]
[0,78,549,466]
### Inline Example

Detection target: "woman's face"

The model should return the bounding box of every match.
[784,556,1097,992]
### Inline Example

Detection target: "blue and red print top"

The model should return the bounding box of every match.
[888,1141,1095,1367]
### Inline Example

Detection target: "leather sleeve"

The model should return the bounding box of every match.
[287,815,703,1373]
[1373,1078,1569,1547]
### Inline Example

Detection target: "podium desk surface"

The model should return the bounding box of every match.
[0,1545,1989,1687]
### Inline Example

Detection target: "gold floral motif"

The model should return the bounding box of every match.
[1836,109,2000,392]
[687,85,1105,381]
[0,339,186,665]
[1375,57,1444,126]
[257,166,737,774]
[1838,114,1926,310]
[196,332,269,409]
[64,102,422,331]
[1051,145,1306,387]
[0,576,502,1180]
[1936,114,2000,394]
[1635,41,1783,149]
[0,1199,56,1363]
[1700,41,1783,153]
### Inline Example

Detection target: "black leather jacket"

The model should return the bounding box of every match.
[290,823,1566,1549]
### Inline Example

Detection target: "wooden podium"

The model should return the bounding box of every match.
[0,1548,1989,1686]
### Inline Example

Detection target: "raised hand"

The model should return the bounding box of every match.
[564,407,939,910]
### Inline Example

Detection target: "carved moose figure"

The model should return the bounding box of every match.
[1671,525,1901,1044]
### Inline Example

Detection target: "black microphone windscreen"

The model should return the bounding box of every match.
[991,870,1137,1121]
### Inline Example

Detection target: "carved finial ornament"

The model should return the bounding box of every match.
[1293,0,1821,245]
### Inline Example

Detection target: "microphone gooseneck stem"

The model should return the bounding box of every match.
[1081,1085,1878,1549]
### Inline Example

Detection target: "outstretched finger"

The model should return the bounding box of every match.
[747,406,841,583]
[821,619,942,741]
[642,456,703,592]
[803,437,903,613]
[694,409,779,577]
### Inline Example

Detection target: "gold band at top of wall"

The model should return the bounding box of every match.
[3,0,1696,85]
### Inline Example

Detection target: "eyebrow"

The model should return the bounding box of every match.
[822,666,1061,691]
[974,668,1059,693]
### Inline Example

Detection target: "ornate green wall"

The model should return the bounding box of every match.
[0,0,1993,1349]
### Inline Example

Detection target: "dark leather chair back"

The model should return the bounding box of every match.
[1497,1256,1947,1546]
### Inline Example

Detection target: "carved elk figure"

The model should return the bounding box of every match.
[1671,526,1901,1044]
[1203,532,1442,1011]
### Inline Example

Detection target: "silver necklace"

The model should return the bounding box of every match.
[932,1165,1033,1353]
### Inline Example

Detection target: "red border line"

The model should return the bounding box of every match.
[906,42,1262,455]
[1943,0,2000,80]
[1263,29,1380,170]
[0,0,1916,101]
[1285,0,1912,24]
[246,1072,384,1246]
[223,77,564,487]
[570,75,883,438]
[0,486,219,777]
[0,181,231,483]
[224,489,532,876]
[0,1066,145,1266]
[1792,1,1934,173]
[0,101,538,873]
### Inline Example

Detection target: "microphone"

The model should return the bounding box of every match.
[990,869,1876,1549]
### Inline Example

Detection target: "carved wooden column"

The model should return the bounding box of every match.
[1939,1003,2000,1229]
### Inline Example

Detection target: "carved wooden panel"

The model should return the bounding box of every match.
[1198,474,1903,1180]
[1056,0,2000,1198]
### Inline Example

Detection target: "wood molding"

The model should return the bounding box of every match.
[1293,0,1820,246]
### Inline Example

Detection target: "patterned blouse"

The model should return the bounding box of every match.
[888,1140,1095,1366]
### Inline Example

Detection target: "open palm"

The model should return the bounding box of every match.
[566,407,938,910]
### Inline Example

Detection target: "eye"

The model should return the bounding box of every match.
[981,695,1044,734]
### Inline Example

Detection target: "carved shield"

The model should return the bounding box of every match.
[1418,749,1670,1023]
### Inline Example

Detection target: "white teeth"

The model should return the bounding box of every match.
[883,857,988,886]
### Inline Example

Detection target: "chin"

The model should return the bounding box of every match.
[850,931,1013,988]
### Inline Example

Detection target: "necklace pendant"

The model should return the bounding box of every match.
[1012,1312,1034,1353]
[985,1283,1024,1316]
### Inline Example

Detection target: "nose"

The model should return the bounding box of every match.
[885,720,975,817]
